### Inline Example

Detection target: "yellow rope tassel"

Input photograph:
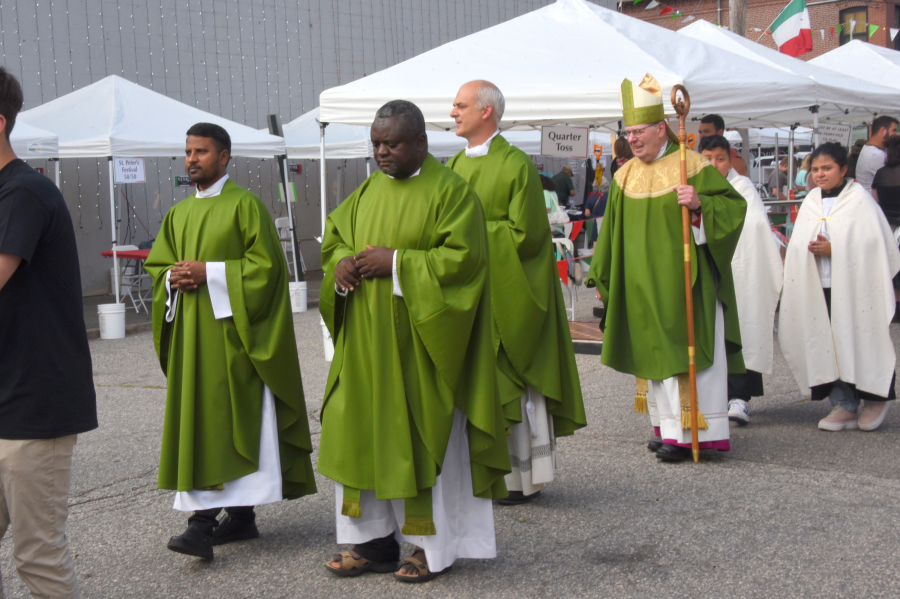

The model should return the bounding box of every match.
[681,407,709,430]
[634,377,649,414]
[677,373,708,430]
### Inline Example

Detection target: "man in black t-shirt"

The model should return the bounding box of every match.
[0,67,96,599]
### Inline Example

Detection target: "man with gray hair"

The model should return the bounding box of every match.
[448,81,586,505]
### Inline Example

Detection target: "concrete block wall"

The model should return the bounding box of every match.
[0,0,614,295]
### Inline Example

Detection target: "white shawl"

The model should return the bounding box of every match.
[727,169,784,374]
[778,181,900,396]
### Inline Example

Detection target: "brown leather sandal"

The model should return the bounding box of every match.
[393,550,451,583]
[324,551,398,577]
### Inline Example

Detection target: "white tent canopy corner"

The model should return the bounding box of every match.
[10,121,59,159]
[17,75,289,306]
[810,40,900,92]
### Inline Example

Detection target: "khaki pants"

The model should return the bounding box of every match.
[0,435,80,599]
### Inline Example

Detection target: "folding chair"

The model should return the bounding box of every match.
[112,245,151,313]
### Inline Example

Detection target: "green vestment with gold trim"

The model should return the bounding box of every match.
[586,144,747,380]
[145,179,316,499]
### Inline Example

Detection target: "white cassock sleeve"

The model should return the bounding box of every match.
[164,270,180,323]
[392,250,403,297]
[205,262,233,319]
[692,214,707,246]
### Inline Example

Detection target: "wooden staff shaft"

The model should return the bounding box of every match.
[671,85,701,464]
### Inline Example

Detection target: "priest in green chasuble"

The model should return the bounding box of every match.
[585,76,747,462]
[319,101,509,582]
[447,81,586,505]
[144,123,316,561]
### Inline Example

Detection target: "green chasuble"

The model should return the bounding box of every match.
[447,135,586,438]
[145,179,316,500]
[318,154,510,526]
[585,144,747,380]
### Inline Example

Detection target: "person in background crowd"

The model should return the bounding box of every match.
[700,135,783,426]
[542,175,567,237]
[779,143,900,433]
[766,156,797,200]
[610,136,633,178]
[551,165,576,206]
[856,116,899,193]
[586,74,746,462]
[847,139,865,180]
[795,154,812,193]
[698,114,747,176]
[872,135,900,307]
[0,65,98,599]
[448,80,586,505]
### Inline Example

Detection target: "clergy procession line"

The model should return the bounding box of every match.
[1,63,899,596]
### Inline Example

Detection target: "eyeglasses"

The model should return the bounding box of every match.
[624,124,657,140]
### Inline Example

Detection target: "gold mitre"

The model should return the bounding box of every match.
[620,74,678,143]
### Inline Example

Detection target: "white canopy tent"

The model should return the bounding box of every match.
[17,75,290,304]
[810,40,900,91]
[283,107,611,238]
[319,0,819,133]
[10,121,60,186]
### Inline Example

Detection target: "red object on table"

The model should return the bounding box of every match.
[100,249,151,260]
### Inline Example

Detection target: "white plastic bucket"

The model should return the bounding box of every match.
[289,281,307,313]
[320,315,334,362]
[98,303,126,339]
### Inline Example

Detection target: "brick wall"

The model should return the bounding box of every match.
[622,0,899,59]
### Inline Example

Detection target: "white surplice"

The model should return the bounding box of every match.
[779,181,900,397]
[727,169,783,375]
[333,409,495,573]
[167,174,283,511]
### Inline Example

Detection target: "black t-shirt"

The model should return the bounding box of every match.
[0,159,97,439]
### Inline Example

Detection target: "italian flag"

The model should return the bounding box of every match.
[771,0,813,57]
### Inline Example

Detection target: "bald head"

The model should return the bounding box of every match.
[451,80,505,146]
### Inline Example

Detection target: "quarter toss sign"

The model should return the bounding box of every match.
[541,126,590,158]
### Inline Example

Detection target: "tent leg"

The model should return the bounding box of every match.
[108,157,120,305]
[55,159,60,189]
[281,157,300,283]
[366,157,371,177]
[788,127,795,197]
[812,110,820,147]
[319,122,327,243]
[757,143,762,187]
[774,133,780,197]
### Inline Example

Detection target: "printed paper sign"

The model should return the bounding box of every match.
[114,158,146,183]
[818,124,851,147]
[541,126,590,158]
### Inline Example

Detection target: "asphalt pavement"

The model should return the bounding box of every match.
[3,285,900,598]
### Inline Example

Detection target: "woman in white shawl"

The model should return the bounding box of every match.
[779,143,900,432]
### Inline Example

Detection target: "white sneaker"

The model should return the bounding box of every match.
[818,405,858,431]
[728,399,749,425]
[858,401,890,432]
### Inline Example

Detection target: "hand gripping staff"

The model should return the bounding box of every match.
[670,84,701,463]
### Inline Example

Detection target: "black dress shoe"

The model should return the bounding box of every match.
[498,490,541,505]
[167,523,214,560]
[647,438,663,452]
[210,513,259,546]
[656,443,692,462]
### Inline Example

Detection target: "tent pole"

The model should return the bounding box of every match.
[108,157,120,304]
[774,133,780,198]
[788,127,795,198]
[812,106,820,147]
[757,143,762,187]
[319,122,327,243]
[281,156,300,284]
[55,159,60,188]
[366,157,371,177]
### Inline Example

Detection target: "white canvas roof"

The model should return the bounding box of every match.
[679,21,900,125]
[748,127,813,147]
[10,121,59,158]
[18,75,285,159]
[283,107,611,159]
[809,40,900,91]
[319,0,819,131]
